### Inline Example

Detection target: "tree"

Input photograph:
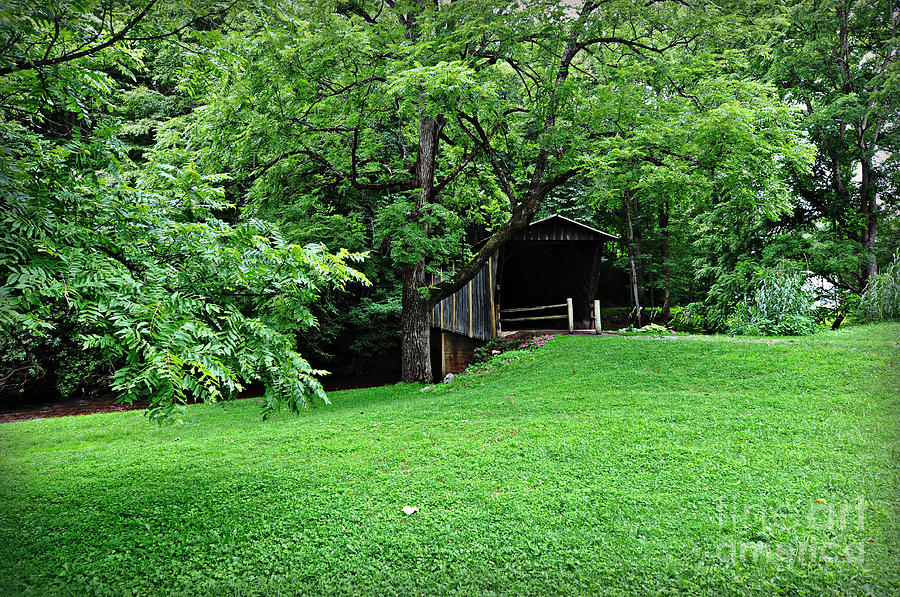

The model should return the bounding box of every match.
[577,50,814,330]
[0,0,366,418]
[769,0,899,294]
[170,0,706,381]
[0,0,850,414]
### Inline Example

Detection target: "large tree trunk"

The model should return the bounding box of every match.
[398,3,593,381]
[860,155,878,285]
[401,261,432,382]
[624,190,644,327]
[659,199,671,323]
[400,108,443,382]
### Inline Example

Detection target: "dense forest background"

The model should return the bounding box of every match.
[0,0,897,417]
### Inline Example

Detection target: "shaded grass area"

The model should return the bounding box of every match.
[0,323,898,595]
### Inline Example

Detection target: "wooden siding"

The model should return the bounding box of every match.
[430,254,497,342]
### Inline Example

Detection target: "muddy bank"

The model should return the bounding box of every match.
[0,394,150,424]
[0,373,400,424]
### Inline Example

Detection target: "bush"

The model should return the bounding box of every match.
[472,336,524,363]
[857,256,900,322]
[669,305,710,333]
[813,290,860,328]
[0,314,115,403]
[726,267,819,336]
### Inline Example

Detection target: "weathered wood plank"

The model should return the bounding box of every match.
[500,303,567,313]
[501,314,568,322]
[468,276,474,338]
[489,256,497,337]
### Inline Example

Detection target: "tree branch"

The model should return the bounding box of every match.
[0,0,161,76]
[432,143,482,196]
[335,2,379,24]
[456,111,517,207]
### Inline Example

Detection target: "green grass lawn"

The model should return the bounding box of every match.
[1,324,898,596]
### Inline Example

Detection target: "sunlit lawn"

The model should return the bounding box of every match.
[1,323,898,595]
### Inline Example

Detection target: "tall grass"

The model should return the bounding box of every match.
[858,255,900,321]
[726,266,818,335]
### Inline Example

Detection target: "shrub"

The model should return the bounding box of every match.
[670,303,713,333]
[519,334,554,349]
[472,333,554,364]
[726,267,819,336]
[0,314,115,402]
[472,337,517,363]
[857,256,900,322]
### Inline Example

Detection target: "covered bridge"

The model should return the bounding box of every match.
[429,214,618,378]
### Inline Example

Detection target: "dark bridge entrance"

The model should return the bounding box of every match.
[430,214,618,378]
[498,238,604,331]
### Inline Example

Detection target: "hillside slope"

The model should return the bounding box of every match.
[1,324,898,595]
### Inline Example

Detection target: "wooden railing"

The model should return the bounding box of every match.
[500,299,604,334]
[500,298,574,332]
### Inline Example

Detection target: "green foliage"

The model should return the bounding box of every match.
[460,343,532,380]
[766,0,899,292]
[277,206,404,376]
[669,305,711,334]
[0,1,375,418]
[1,324,898,594]
[726,266,819,336]
[1,0,894,409]
[471,333,555,366]
[857,256,900,322]
[471,336,511,363]
[117,86,183,147]
[299,291,403,377]
[386,60,500,121]
[812,290,860,329]
[0,106,366,420]
[580,64,815,328]
[13,312,115,399]
[374,199,465,266]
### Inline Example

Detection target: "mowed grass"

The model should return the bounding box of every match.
[1,324,898,596]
